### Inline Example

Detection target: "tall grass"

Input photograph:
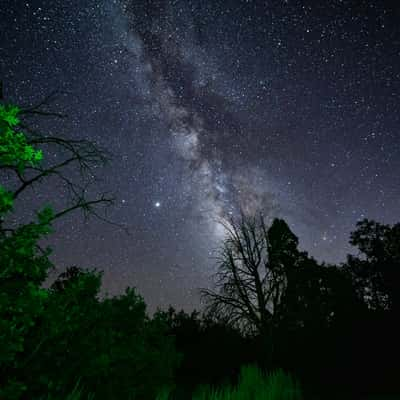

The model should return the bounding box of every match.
[38,378,95,400]
[37,365,301,400]
[155,364,302,400]
[155,384,176,400]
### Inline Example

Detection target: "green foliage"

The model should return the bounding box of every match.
[75,286,183,400]
[0,185,13,214]
[0,220,53,398]
[192,365,302,400]
[21,267,104,398]
[155,384,177,400]
[0,101,54,399]
[20,273,182,400]
[0,104,20,126]
[0,104,42,175]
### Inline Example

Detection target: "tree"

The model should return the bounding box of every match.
[198,215,309,337]
[341,219,400,395]
[20,266,104,398]
[0,101,57,399]
[23,271,182,400]
[0,90,118,228]
[197,214,365,380]
[153,306,251,399]
[0,91,117,399]
[197,214,315,377]
[346,218,400,313]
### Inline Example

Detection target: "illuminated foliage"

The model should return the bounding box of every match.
[0,102,53,399]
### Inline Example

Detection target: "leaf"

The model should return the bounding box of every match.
[37,206,54,225]
[0,105,20,126]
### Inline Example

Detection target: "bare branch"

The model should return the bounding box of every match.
[52,195,114,221]
[12,156,78,199]
[0,91,122,235]
[19,89,68,118]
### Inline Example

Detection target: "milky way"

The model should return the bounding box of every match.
[1,0,399,315]
[118,1,301,239]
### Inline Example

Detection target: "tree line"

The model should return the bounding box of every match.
[1,90,399,399]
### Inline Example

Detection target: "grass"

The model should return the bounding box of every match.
[156,364,302,400]
[41,365,400,400]
[40,364,301,399]
[38,378,95,400]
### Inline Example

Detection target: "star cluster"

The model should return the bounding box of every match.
[1,0,399,315]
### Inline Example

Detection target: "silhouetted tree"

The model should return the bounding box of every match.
[346,218,400,313]
[198,215,312,337]
[154,305,252,400]
[341,219,400,395]
[50,265,87,292]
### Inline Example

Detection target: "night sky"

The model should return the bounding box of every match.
[1,0,399,315]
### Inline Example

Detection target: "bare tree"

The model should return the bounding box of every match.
[198,214,302,339]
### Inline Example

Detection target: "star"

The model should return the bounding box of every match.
[155,201,161,208]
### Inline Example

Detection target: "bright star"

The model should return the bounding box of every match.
[155,201,161,208]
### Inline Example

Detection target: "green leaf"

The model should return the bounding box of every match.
[0,185,14,215]
[37,206,54,225]
[0,104,20,126]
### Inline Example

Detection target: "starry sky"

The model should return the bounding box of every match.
[1,0,399,316]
